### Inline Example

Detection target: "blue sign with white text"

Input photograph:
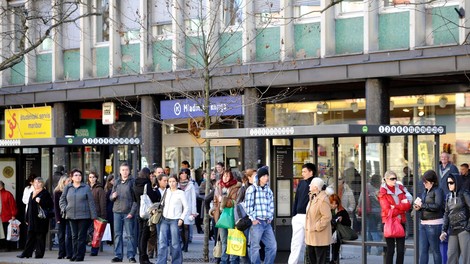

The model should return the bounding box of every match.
[160,96,244,120]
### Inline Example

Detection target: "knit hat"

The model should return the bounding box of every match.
[257,166,269,177]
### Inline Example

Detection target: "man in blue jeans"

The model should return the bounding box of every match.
[110,163,138,263]
[244,166,277,264]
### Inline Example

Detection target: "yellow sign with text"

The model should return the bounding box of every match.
[4,106,52,139]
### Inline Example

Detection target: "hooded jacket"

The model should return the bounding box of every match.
[378,183,411,224]
[111,177,137,216]
[442,174,470,235]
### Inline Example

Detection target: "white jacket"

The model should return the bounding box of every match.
[181,182,197,224]
[162,189,189,220]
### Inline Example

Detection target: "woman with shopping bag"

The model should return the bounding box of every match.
[87,171,107,256]
[214,170,242,264]
[378,170,411,264]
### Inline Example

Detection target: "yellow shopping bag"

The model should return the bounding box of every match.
[226,228,246,257]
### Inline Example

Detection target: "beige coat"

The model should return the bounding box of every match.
[305,191,332,246]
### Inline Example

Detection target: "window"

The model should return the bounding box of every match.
[95,0,109,43]
[35,0,53,51]
[255,0,281,26]
[293,0,321,22]
[7,3,27,53]
[120,0,140,42]
[339,0,363,14]
[61,1,81,50]
[153,0,172,36]
[223,0,243,27]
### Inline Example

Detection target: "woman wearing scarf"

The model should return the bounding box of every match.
[214,169,242,264]
[179,169,198,252]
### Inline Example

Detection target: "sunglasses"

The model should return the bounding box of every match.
[388,177,397,181]
[447,182,455,185]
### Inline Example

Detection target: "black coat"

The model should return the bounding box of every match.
[26,189,53,233]
[419,185,445,221]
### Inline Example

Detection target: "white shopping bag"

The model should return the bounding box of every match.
[7,219,21,242]
[102,223,112,241]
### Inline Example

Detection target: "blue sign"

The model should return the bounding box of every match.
[160,96,244,120]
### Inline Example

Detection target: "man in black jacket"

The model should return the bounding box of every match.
[288,163,316,264]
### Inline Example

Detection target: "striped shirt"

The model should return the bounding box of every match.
[244,184,274,221]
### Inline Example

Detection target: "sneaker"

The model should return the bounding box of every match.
[111,257,123,262]
[129,258,137,263]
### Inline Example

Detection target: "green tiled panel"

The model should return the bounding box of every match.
[432,6,459,45]
[379,12,409,50]
[10,59,25,85]
[64,50,80,80]
[36,53,52,83]
[185,36,205,69]
[294,23,321,58]
[121,44,140,74]
[220,31,243,65]
[153,40,172,72]
[256,27,281,62]
[336,17,364,54]
[95,47,109,77]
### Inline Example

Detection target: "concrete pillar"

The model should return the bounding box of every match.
[52,0,64,81]
[459,0,470,44]
[80,1,92,79]
[320,0,335,57]
[365,79,389,143]
[243,88,265,169]
[109,0,122,76]
[172,0,186,70]
[364,0,379,53]
[53,103,68,171]
[280,0,294,61]
[24,0,36,84]
[410,0,426,49]
[242,0,256,62]
[141,96,162,166]
[139,0,152,73]
[0,0,10,86]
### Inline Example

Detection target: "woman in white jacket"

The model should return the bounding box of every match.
[156,174,188,264]
[179,169,197,252]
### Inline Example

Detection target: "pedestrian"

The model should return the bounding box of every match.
[22,173,36,214]
[53,175,72,259]
[244,166,277,264]
[0,180,17,252]
[458,163,470,191]
[215,162,225,180]
[206,170,218,243]
[305,177,332,264]
[179,168,198,252]
[149,173,168,258]
[17,177,53,259]
[156,174,188,264]
[440,174,470,263]
[413,170,444,264]
[133,167,159,264]
[87,171,107,256]
[105,174,115,245]
[59,169,97,262]
[288,163,316,264]
[378,171,411,264]
[330,193,351,264]
[214,169,242,263]
[236,168,256,264]
[357,174,382,255]
[110,163,138,263]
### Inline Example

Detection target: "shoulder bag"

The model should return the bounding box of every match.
[384,209,405,238]
[150,189,167,225]
[139,184,153,219]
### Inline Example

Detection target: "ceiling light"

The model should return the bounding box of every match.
[417,96,425,107]
[439,96,448,108]
[322,102,329,114]
[351,102,359,113]
[418,110,425,117]
[403,108,410,112]
[390,100,394,111]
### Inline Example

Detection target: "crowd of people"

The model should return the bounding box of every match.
[2,151,470,264]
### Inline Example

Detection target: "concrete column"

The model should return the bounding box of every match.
[172,0,186,70]
[320,0,335,57]
[53,103,68,171]
[243,88,265,168]
[364,0,379,53]
[80,1,92,79]
[242,0,256,62]
[459,0,470,45]
[52,0,64,81]
[365,79,389,143]
[141,96,162,166]
[0,0,10,86]
[109,0,122,76]
[280,0,294,61]
[139,0,152,73]
[24,0,37,84]
[410,0,426,49]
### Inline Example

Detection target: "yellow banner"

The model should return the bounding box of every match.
[4,106,52,139]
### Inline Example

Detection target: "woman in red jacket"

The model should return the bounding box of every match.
[0,181,17,251]
[378,171,411,264]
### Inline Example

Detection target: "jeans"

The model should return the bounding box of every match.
[57,220,72,258]
[249,220,277,264]
[113,213,137,259]
[219,227,240,264]
[156,218,182,264]
[419,223,442,264]
[69,219,92,260]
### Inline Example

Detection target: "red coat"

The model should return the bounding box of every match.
[378,183,411,224]
[0,188,17,222]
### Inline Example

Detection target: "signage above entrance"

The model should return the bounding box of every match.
[4,106,52,139]
[160,96,244,120]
